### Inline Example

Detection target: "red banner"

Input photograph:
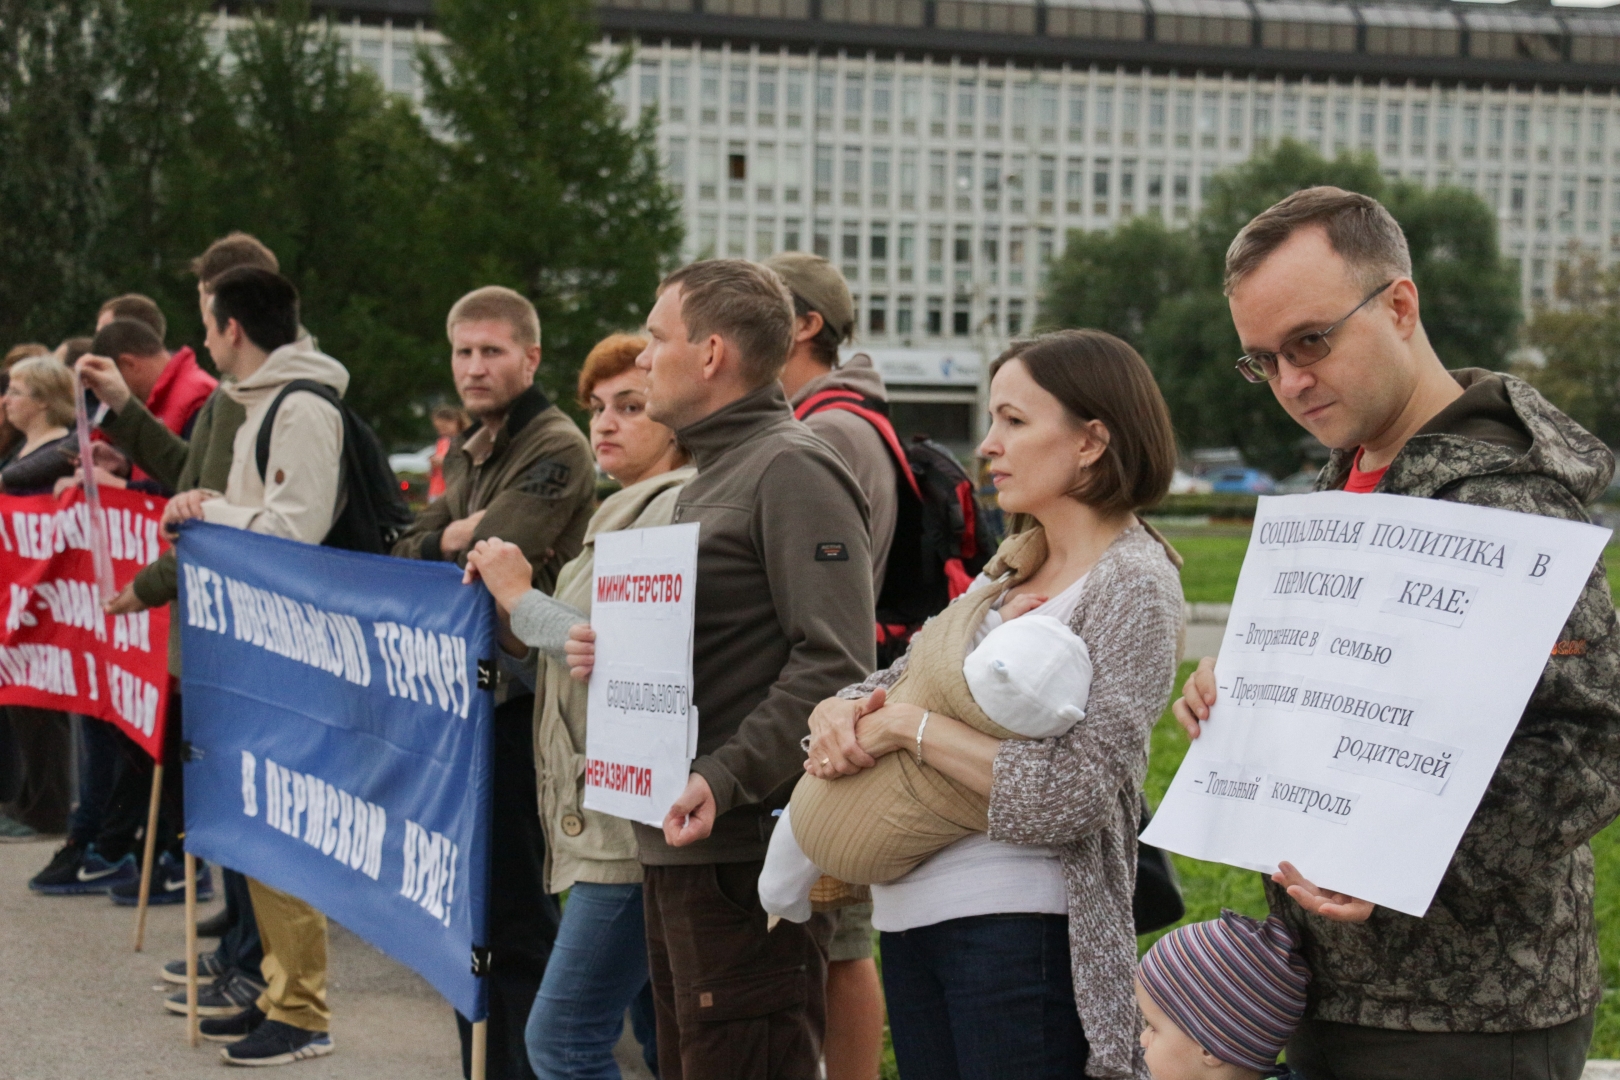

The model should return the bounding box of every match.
[0,487,171,758]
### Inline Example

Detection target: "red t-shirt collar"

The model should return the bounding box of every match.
[1344,448,1387,494]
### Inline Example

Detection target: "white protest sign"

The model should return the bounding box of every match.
[1142,491,1611,916]
[585,522,700,827]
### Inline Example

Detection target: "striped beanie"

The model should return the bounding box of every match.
[1137,910,1309,1073]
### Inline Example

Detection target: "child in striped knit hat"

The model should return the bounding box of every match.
[1136,910,1310,1080]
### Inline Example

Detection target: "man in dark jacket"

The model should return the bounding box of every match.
[568,259,876,1080]
[394,285,595,1080]
[1173,187,1620,1080]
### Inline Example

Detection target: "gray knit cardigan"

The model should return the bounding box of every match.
[841,522,1182,1080]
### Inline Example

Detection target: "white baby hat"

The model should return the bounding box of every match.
[963,614,1093,739]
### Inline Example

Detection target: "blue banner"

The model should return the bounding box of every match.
[178,522,493,1021]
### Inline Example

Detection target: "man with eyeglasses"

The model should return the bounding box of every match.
[1172,186,1620,1080]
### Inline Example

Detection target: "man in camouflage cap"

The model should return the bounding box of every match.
[767,253,895,1080]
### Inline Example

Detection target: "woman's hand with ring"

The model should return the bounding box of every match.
[804,690,885,779]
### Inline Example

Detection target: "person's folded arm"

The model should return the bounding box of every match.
[692,451,876,816]
[987,558,1181,847]
[465,437,597,575]
[391,491,455,561]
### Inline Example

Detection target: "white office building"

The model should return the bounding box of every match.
[292,0,1620,447]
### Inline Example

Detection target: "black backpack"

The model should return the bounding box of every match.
[254,380,414,555]
[795,387,999,667]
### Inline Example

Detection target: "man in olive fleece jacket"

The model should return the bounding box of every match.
[1175,188,1620,1080]
[393,286,593,1080]
[569,260,875,1080]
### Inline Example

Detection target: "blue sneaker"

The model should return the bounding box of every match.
[30,843,137,895]
[111,850,213,906]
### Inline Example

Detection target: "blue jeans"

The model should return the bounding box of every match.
[525,881,658,1079]
[880,914,1089,1080]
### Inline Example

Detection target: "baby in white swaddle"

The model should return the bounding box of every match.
[760,610,1095,923]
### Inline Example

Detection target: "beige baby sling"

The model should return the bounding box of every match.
[788,527,1051,886]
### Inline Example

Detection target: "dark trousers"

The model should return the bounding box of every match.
[1288,1011,1595,1080]
[643,859,833,1080]
[214,868,264,979]
[70,716,121,847]
[880,914,1089,1080]
[2,707,72,832]
[71,699,186,862]
[456,694,560,1080]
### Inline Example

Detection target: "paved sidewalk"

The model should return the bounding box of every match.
[0,840,459,1079]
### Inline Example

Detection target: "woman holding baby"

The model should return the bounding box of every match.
[798,329,1184,1080]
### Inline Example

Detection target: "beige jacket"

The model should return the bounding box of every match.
[200,341,347,544]
[532,466,696,893]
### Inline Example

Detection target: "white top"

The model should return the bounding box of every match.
[870,571,1091,933]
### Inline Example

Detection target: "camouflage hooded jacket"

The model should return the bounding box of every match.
[1268,369,1620,1033]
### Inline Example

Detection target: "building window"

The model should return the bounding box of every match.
[815,144,833,204]
[927,224,944,284]
[726,217,745,257]
[900,148,918,210]
[757,65,776,126]
[844,73,864,133]
[698,138,719,201]
[755,217,775,258]
[842,146,862,206]
[957,78,976,137]
[929,150,947,210]
[842,222,860,278]
[1094,86,1113,144]
[872,147,891,208]
[952,305,971,336]
[700,62,719,126]
[783,143,802,204]
[869,295,887,335]
[756,142,775,203]
[927,296,943,336]
[955,151,974,211]
[898,222,916,283]
[814,218,832,258]
[668,61,687,123]
[784,217,802,252]
[728,150,747,182]
[1008,298,1025,336]
[1066,86,1085,143]
[1122,87,1140,148]
[729,75,747,126]
[897,296,914,335]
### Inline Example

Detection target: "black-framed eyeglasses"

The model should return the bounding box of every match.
[1234,280,1395,384]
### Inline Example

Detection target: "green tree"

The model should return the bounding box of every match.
[1520,252,1620,446]
[1042,141,1522,476]
[195,1,447,442]
[90,0,230,327]
[0,0,111,348]
[422,0,684,408]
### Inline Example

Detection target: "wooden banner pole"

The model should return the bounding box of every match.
[184,851,199,1047]
[471,1019,488,1080]
[132,763,163,951]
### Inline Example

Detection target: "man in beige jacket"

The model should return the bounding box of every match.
[164,266,346,1068]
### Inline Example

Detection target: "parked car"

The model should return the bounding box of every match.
[1207,466,1276,494]
[1275,470,1319,495]
[388,444,434,479]
[1168,468,1214,495]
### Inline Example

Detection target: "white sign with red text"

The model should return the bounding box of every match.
[585,523,700,826]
